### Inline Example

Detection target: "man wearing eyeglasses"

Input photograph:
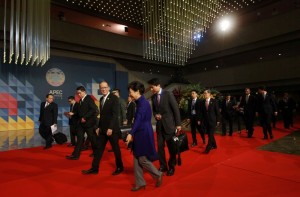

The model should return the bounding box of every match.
[65,96,79,146]
[82,81,124,176]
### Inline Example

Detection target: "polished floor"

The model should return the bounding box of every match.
[0,127,70,151]
[0,116,299,154]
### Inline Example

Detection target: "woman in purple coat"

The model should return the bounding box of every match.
[126,81,163,192]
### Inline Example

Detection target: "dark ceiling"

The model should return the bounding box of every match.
[51,0,272,29]
[50,0,300,75]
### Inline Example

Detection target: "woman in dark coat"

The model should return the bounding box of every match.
[125,81,163,192]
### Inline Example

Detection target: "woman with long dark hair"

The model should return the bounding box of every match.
[125,81,163,192]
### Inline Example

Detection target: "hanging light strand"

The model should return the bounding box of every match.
[143,0,222,66]
[3,0,50,66]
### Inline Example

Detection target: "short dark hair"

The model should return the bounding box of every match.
[68,96,75,100]
[46,94,53,98]
[112,88,120,93]
[76,86,86,92]
[203,89,211,94]
[191,89,198,94]
[147,78,160,86]
[128,81,145,95]
[258,86,266,91]
[225,93,231,96]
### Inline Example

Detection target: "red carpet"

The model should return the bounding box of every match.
[0,120,300,197]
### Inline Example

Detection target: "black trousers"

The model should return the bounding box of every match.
[244,111,255,137]
[203,123,216,149]
[156,124,176,170]
[69,124,77,145]
[39,124,53,147]
[71,124,97,158]
[221,115,233,135]
[259,113,273,138]
[190,115,205,143]
[91,133,123,171]
[282,110,293,128]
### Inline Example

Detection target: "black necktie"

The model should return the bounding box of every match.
[157,94,160,105]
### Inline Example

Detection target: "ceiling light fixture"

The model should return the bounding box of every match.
[3,0,50,66]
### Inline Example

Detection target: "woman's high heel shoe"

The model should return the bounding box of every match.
[131,185,146,192]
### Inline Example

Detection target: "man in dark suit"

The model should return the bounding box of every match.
[200,89,220,154]
[278,92,296,129]
[148,78,181,176]
[82,81,124,175]
[66,96,79,146]
[256,86,278,139]
[239,88,257,138]
[126,96,136,126]
[112,88,127,126]
[187,90,205,146]
[39,93,58,149]
[66,86,99,160]
[220,93,236,136]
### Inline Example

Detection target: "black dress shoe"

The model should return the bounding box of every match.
[156,173,163,187]
[81,147,88,151]
[112,167,123,175]
[191,142,197,147]
[44,145,52,150]
[270,135,274,139]
[166,168,175,176]
[211,145,217,149]
[204,146,211,154]
[82,168,98,175]
[66,155,79,160]
[131,185,145,192]
[158,167,168,172]
[263,136,268,140]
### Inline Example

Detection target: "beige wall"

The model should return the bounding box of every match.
[186,55,300,90]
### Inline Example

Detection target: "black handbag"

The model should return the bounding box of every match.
[52,132,67,145]
[120,125,132,148]
[120,126,132,142]
[173,132,189,166]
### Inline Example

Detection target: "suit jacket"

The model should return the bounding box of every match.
[239,94,256,117]
[151,90,181,137]
[39,102,58,127]
[118,97,127,125]
[99,93,120,134]
[200,98,220,129]
[130,95,158,161]
[256,93,277,115]
[69,102,79,126]
[278,98,296,113]
[78,95,99,129]
[220,99,236,117]
[187,98,201,120]
[126,101,136,125]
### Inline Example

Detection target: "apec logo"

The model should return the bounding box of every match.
[46,68,65,87]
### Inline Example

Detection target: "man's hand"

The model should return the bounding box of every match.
[81,118,86,123]
[107,129,113,136]
[155,114,162,121]
[95,128,100,136]
[125,134,133,146]
[175,126,182,136]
